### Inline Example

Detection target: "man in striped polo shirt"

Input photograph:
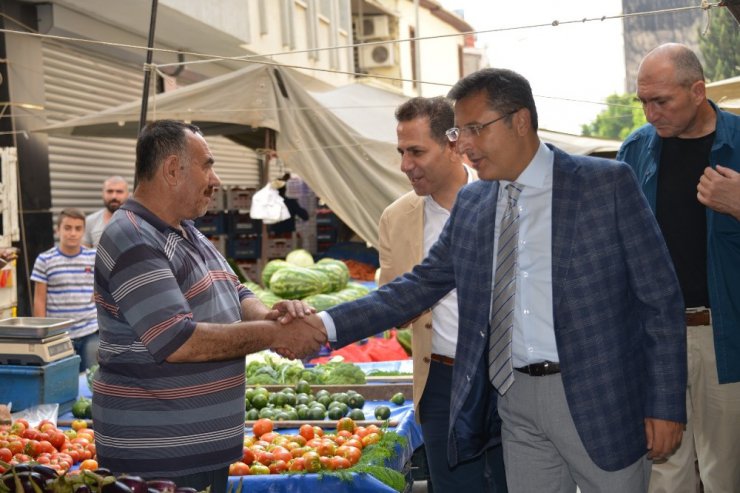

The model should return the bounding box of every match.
[92,120,325,492]
[32,207,98,371]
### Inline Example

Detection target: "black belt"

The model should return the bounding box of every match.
[686,309,710,326]
[515,361,560,376]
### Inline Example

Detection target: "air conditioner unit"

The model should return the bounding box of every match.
[359,43,396,69]
[356,15,390,40]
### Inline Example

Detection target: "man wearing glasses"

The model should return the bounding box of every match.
[304,68,686,492]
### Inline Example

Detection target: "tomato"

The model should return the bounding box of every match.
[336,417,356,433]
[299,424,314,441]
[315,440,336,457]
[268,460,288,474]
[0,447,11,462]
[365,424,381,435]
[319,456,331,469]
[354,426,369,439]
[47,431,67,451]
[249,463,270,475]
[329,456,351,470]
[36,440,55,455]
[22,428,40,441]
[229,461,251,476]
[345,438,363,450]
[241,447,255,465]
[7,441,23,456]
[288,457,305,472]
[23,440,40,458]
[252,418,273,438]
[255,450,274,466]
[361,432,381,447]
[270,446,292,463]
[71,420,88,432]
[291,446,311,459]
[13,453,31,463]
[38,420,56,433]
[312,426,324,438]
[289,435,307,447]
[305,438,322,449]
[302,451,322,473]
[335,445,362,465]
[79,459,98,471]
[259,431,278,444]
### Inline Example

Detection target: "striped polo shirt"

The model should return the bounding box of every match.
[92,199,253,478]
[30,246,97,339]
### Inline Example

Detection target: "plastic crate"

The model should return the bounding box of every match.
[228,236,261,260]
[266,237,293,259]
[226,187,256,211]
[194,212,226,234]
[0,355,80,412]
[316,227,338,243]
[228,211,262,235]
[316,208,340,227]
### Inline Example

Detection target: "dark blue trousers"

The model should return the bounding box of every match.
[419,360,507,493]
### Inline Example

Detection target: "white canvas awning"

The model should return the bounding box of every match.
[707,76,740,115]
[39,63,621,248]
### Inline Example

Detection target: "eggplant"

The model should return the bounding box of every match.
[118,476,149,493]
[30,464,58,481]
[101,480,135,493]
[74,485,93,493]
[145,479,177,493]
[93,468,113,477]
[2,471,45,493]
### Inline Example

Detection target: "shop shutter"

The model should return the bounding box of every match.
[42,43,260,216]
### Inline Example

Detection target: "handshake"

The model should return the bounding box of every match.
[266,300,328,360]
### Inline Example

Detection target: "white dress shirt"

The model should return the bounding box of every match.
[493,142,559,367]
[424,165,476,357]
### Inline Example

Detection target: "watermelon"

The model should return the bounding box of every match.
[243,281,262,293]
[334,288,362,302]
[311,262,349,293]
[345,281,371,296]
[302,293,343,312]
[286,249,314,267]
[270,266,324,299]
[262,259,290,289]
[256,290,284,307]
[317,257,350,278]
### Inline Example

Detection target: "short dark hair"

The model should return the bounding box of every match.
[135,120,202,182]
[58,207,85,228]
[395,96,454,146]
[448,68,539,131]
[670,46,705,87]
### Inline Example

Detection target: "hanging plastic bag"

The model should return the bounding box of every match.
[249,183,291,224]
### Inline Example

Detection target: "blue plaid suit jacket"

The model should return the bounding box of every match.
[329,145,686,471]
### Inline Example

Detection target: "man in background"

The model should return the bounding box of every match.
[618,42,740,493]
[31,208,97,371]
[83,175,129,248]
[380,96,505,492]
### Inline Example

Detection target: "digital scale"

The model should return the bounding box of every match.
[0,317,75,365]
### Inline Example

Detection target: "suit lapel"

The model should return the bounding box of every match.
[551,147,582,311]
[478,182,499,310]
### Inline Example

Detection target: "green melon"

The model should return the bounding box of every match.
[270,266,324,299]
[261,259,290,289]
[310,263,348,292]
[286,248,315,267]
[256,289,284,307]
[302,293,343,312]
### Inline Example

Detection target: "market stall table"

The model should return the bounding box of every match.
[65,374,424,492]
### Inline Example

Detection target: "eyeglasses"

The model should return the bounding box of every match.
[445,109,518,142]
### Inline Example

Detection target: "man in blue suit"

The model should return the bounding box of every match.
[307,68,686,492]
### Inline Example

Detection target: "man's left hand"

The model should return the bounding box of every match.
[266,300,316,324]
[644,418,683,461]
[697,165,740,220]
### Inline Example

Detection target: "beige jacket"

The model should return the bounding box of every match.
[378,191,431,419]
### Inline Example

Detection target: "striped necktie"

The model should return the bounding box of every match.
[488,182,523,395]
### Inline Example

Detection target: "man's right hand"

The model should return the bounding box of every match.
[273,315,328,359]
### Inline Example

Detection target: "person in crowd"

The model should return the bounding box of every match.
[617,42,740,493]
[302,68,686,493]
[31,208,98,371]
[379,96,505,492]
[92,120,326,493]
[269,172,309,248]
[83,175,129,248]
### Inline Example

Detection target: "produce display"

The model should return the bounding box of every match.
[245,384,369,422]
[234,416,406,491]
[245,353,366,386]
[247,250,371,311]
[0,419,95,475]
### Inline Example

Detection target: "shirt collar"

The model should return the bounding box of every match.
[501,141,553,192]
[121,198,189,235]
